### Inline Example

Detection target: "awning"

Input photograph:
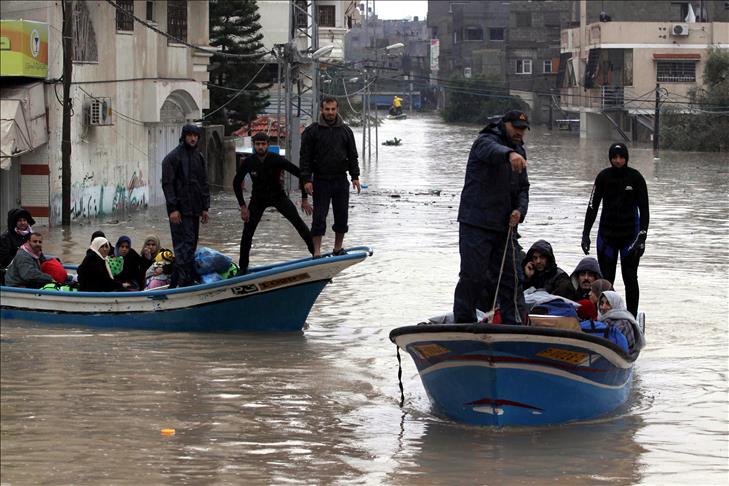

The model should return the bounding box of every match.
[0,82,48,169]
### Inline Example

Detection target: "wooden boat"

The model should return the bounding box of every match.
[0,247,372,332]
[390,315,645,426]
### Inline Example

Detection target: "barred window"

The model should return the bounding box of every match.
[116,0,134,32]
[543,59,553,73]
[465,27,483,41]
[515,59,532,74]
[656,61,696,82]
[167,0,187,43]
[489,28,504,41]
[318,5,335,27]
[146,0,155,22]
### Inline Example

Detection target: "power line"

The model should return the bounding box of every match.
[202,63,268,120]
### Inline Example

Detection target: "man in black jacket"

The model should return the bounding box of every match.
[300,97,360,257]
[161,124,210,287]
[522,239,577,301]
[453,111,530,324]
[582,143,649,316]
[233,132,314,274]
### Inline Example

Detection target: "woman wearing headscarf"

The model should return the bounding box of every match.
[113,235,144,289]
[77,237,125,292]
[139,234,161,277]
[577,278,614,320]
[598,290,644,355]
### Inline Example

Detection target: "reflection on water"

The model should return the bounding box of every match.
[2,114,727,483]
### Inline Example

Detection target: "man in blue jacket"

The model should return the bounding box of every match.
[453,111,530,324]
[161,124,210,287]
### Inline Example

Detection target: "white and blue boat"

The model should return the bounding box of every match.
[1,247,372,332]
[390,316,644,426]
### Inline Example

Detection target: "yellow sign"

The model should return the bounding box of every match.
[413,343,450,359]
[537,347,588,366]
[0,20,49,78]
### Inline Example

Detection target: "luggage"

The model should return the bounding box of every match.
[194,247,232,275]
[580,320,629,352]
[40,258,68,283]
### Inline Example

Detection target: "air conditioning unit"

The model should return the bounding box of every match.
[86,97,113,126]
[671,23,689,36]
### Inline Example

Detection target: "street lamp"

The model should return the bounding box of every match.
[312,44,334,59]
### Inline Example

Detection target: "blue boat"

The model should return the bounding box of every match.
[1,247,372,332]
[390,317,644,426]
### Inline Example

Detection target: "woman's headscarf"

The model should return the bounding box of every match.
[115,235,132,256]
[143,234,161,258]
[89,236,114,279]
[591,279,614,301]
[598,290,638,325]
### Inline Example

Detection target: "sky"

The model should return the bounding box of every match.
[368,0,428,20]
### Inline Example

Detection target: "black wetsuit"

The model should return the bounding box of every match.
[583,164,649,316]
[233,152,314,273]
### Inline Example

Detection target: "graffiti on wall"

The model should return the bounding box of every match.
[50,170,148,221]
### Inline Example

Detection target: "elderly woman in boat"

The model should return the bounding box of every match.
[77,237,126,292]
[598,290,642,354]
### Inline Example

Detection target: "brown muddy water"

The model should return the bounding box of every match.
[1,114,727,484]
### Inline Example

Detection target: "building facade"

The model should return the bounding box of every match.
[0,0,210,225]
[559,0,729,140]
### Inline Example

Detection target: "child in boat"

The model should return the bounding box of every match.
[144,249,174,290]
[597,290,639,353]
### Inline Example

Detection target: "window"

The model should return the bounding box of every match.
[515,59,532,74]
[167,0,187,42]
[543,60,553,73]
[489,28,504,41]
[515,12,532,27]
[465,27,483,41]
[116,0,134,31]
[318,5,336,27]
[657,61,696,82]
[146,0,155,22]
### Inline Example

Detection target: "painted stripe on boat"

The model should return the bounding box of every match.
[418,361,630,389]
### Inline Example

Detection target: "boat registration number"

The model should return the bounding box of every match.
[537,347,588,365]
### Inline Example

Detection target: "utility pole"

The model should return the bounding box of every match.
[61,0,73,226]
[653,83,660,153]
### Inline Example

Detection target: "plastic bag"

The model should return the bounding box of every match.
[194,247,232,275]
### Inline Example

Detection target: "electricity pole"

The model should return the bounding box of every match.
[653,83,660,153]
[61,0,73,225]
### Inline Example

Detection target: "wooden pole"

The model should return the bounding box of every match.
[61,0,74,226]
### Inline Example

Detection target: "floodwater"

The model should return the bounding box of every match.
[2,114,727,484]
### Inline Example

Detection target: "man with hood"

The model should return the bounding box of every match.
[0,208,36,270]
[522,239,576,301]
[570,256,602,300]
[233,132,314,274]
[582,143,649,317]
[300,97,360,258]
[161,124,211,287]
[453,110,530,324]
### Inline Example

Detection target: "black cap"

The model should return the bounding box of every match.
[252,132,269,143]
[181,124,202,137]
[608,142,629,163]
[503,110,530,129]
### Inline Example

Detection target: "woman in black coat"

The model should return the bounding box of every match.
[77,237,125,292]
[113,235,144,289]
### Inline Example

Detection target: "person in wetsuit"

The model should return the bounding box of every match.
[233,132,314,274]
[581,143,649,317]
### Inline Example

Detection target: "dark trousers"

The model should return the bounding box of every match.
[169,215,199,287]
[597,232,641,316]
[311,176,350,237]
[239,195,314,272]
[453,223,525,324]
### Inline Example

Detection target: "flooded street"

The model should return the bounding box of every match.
[2,114,727,484]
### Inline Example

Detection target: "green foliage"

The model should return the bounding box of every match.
[206,0,270,135]
[441,75,527,125]
[661,48,729,152]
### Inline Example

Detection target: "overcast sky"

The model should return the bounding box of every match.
[368,0,428,20]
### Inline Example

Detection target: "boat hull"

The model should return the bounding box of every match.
[1,247,372,332]
[391,324,637,426]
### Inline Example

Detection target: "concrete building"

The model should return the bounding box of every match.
[426,0,572,123]
[559,0,729,140]
[0,0,210,225]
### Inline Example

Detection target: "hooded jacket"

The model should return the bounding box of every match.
[583,156,649,245]
[522,240,576,300]
[457,120,529,232]
[0,208,36,268]
[114,236,144,289]
[299,113,359,184]
[570,257,603,299]
[161,125,211,217]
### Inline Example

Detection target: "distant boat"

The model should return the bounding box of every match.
[390,314,645,426]
[386,113,407,120]
[1,247,373,332]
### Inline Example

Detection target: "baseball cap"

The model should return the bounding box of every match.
[503,110,530,129]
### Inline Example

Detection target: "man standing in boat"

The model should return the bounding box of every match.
[581,143,649,317]
[300,97,360,258]
[453,110,530,324]
[161,124,211,287]
[233,132,314,274]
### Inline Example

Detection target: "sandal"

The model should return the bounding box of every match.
[332,248,347,256]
